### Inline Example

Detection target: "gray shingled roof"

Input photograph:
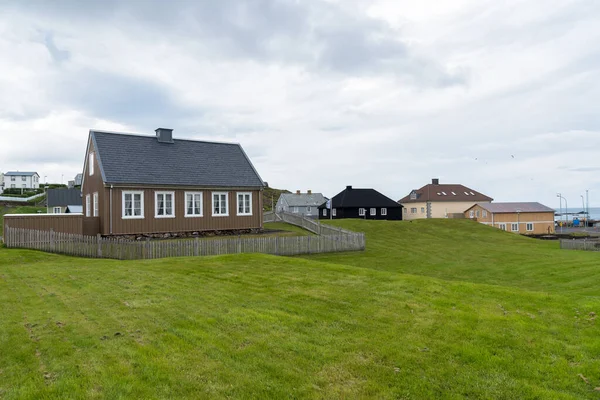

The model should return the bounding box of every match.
[280,193,327,207]
[5,171,39,176]
[477,202,555,214]
[47,188,82,207]
[91,131,264,188]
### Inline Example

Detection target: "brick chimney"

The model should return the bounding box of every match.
[432,178,439,185]
[307,190,312,194]
[155,128,174,143]
[296,190,300,195]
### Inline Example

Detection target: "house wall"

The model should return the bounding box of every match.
[82,138,105,235]
[276,196,320,218]
[3,174,40,190]
[103,187,262,236]
[401,201,490,220]
[466,204,555,235]
[319,206,403,221]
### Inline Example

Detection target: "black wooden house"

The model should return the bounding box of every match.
[318,186,403,220]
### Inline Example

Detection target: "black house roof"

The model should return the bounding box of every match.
[89,130,264,188]
[319,186,402,209]
[47,188,82,207]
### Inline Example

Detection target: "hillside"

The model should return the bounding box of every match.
[1,220,600,398]
[262,186,290,211]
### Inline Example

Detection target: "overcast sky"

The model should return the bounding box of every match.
[1,0,599,207]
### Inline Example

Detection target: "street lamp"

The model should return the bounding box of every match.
[557,193,568,231]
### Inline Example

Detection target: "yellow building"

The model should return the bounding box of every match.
[398,179,493,220]
[465,202,555,235]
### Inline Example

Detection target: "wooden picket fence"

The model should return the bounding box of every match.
[3,217,365,260]
[560,239,600,252]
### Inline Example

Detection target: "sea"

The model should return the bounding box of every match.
[554,207,600,221]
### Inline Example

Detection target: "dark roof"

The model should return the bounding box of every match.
[319,186,402,209]
[399,181,492,203]
[90,130,264,188]
[47,188,82,207]
[280,193,328,207]
[5,171,39,176]
[471,202,555,214]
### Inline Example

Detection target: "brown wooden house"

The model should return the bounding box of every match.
[82,128,265,236]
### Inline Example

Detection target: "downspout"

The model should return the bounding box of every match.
[110,185,113,235]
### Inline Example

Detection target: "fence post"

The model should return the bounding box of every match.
[238,235,242,254]
[194,237,199,256]
[308,235,311,254]
[96,234,102,257]
[275,236,279,255]
[50,229,55,252]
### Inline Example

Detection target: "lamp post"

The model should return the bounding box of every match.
[557,193,568,231]
[581,195,586,228]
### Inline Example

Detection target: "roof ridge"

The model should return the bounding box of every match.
[91,130,242,147]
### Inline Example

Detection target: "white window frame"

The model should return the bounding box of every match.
[10,176,15,181]
[322,209,327,217]
[21,176,26,181]
[499,223,506,231]
[212,192,229,217]
[53,207,61,214]
[93,192,99,217]
[85,194,91,217]
[381,208,387,216]
[511,223,519,232]
[469,210,474,218]
[89,152,94,176]
[421,207,425,214]
[185,192,203,217]
[122,191,144,219]
[293,207,299,214]
[306,206,311,214]
[526,223,534,231]
[483,210,487,218]
[332,208,337,217]
[236,192,252,216]
[358,208,365,216]
[155,191,175,218]
[411,207,417,214]
[370,208,376,216]
[476,210,480,218]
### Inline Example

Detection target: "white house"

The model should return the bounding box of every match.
[2,171,41,190]
[276,190,327,219]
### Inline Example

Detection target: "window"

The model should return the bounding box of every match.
[10,176,15,181]
[526,223,534,231]
[123,191,144,219]
[89,153,94,176]
[155,191,175,218]
[86,194,91,217]
[469,211,474,218]
[451,192,457,196]
[410,192,417,200]
[370,208,376,216]
[332,208,337,217]
[21,176,26,181]
[483,210,487,218]
[475,210,480,218]
[93,192,99,217]
[511,223,519,232]
[381,208,387,216]
[212,192,228,216]
[499,223,506,231]
[306,206,311,213]
[322,209,327,217]
[411,207,417,214]
[53,207,61,214]
[358,208,365,216]
[293,207,298,213]
[421,207,425,213]
[237,192,252,216]
[185,192,203,217]
[10,184,15,188]
[404,208,407,214]
[22,184,26,189]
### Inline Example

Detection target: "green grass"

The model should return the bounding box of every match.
[264,221,314,236]
[1,220,599,398]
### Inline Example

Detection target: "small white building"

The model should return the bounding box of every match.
[2,171,41,190]
[276,190,328,219]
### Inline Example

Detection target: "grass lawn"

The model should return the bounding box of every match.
[1,220,599,398]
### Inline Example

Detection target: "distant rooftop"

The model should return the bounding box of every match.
[476,202,555,214]
[4,171,39,176]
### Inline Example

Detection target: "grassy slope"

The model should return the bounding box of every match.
[262,187,290,212]
[0,220,599,398]
[308,219,600,296]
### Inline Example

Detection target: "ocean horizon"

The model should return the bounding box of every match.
[554,207,600,221]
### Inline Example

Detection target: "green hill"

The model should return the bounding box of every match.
[262,186,290,211]
[1,220,599,398]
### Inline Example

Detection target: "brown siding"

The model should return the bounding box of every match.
[81,137,107,234]
[107,188,263,236]
[4,214,83,236]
